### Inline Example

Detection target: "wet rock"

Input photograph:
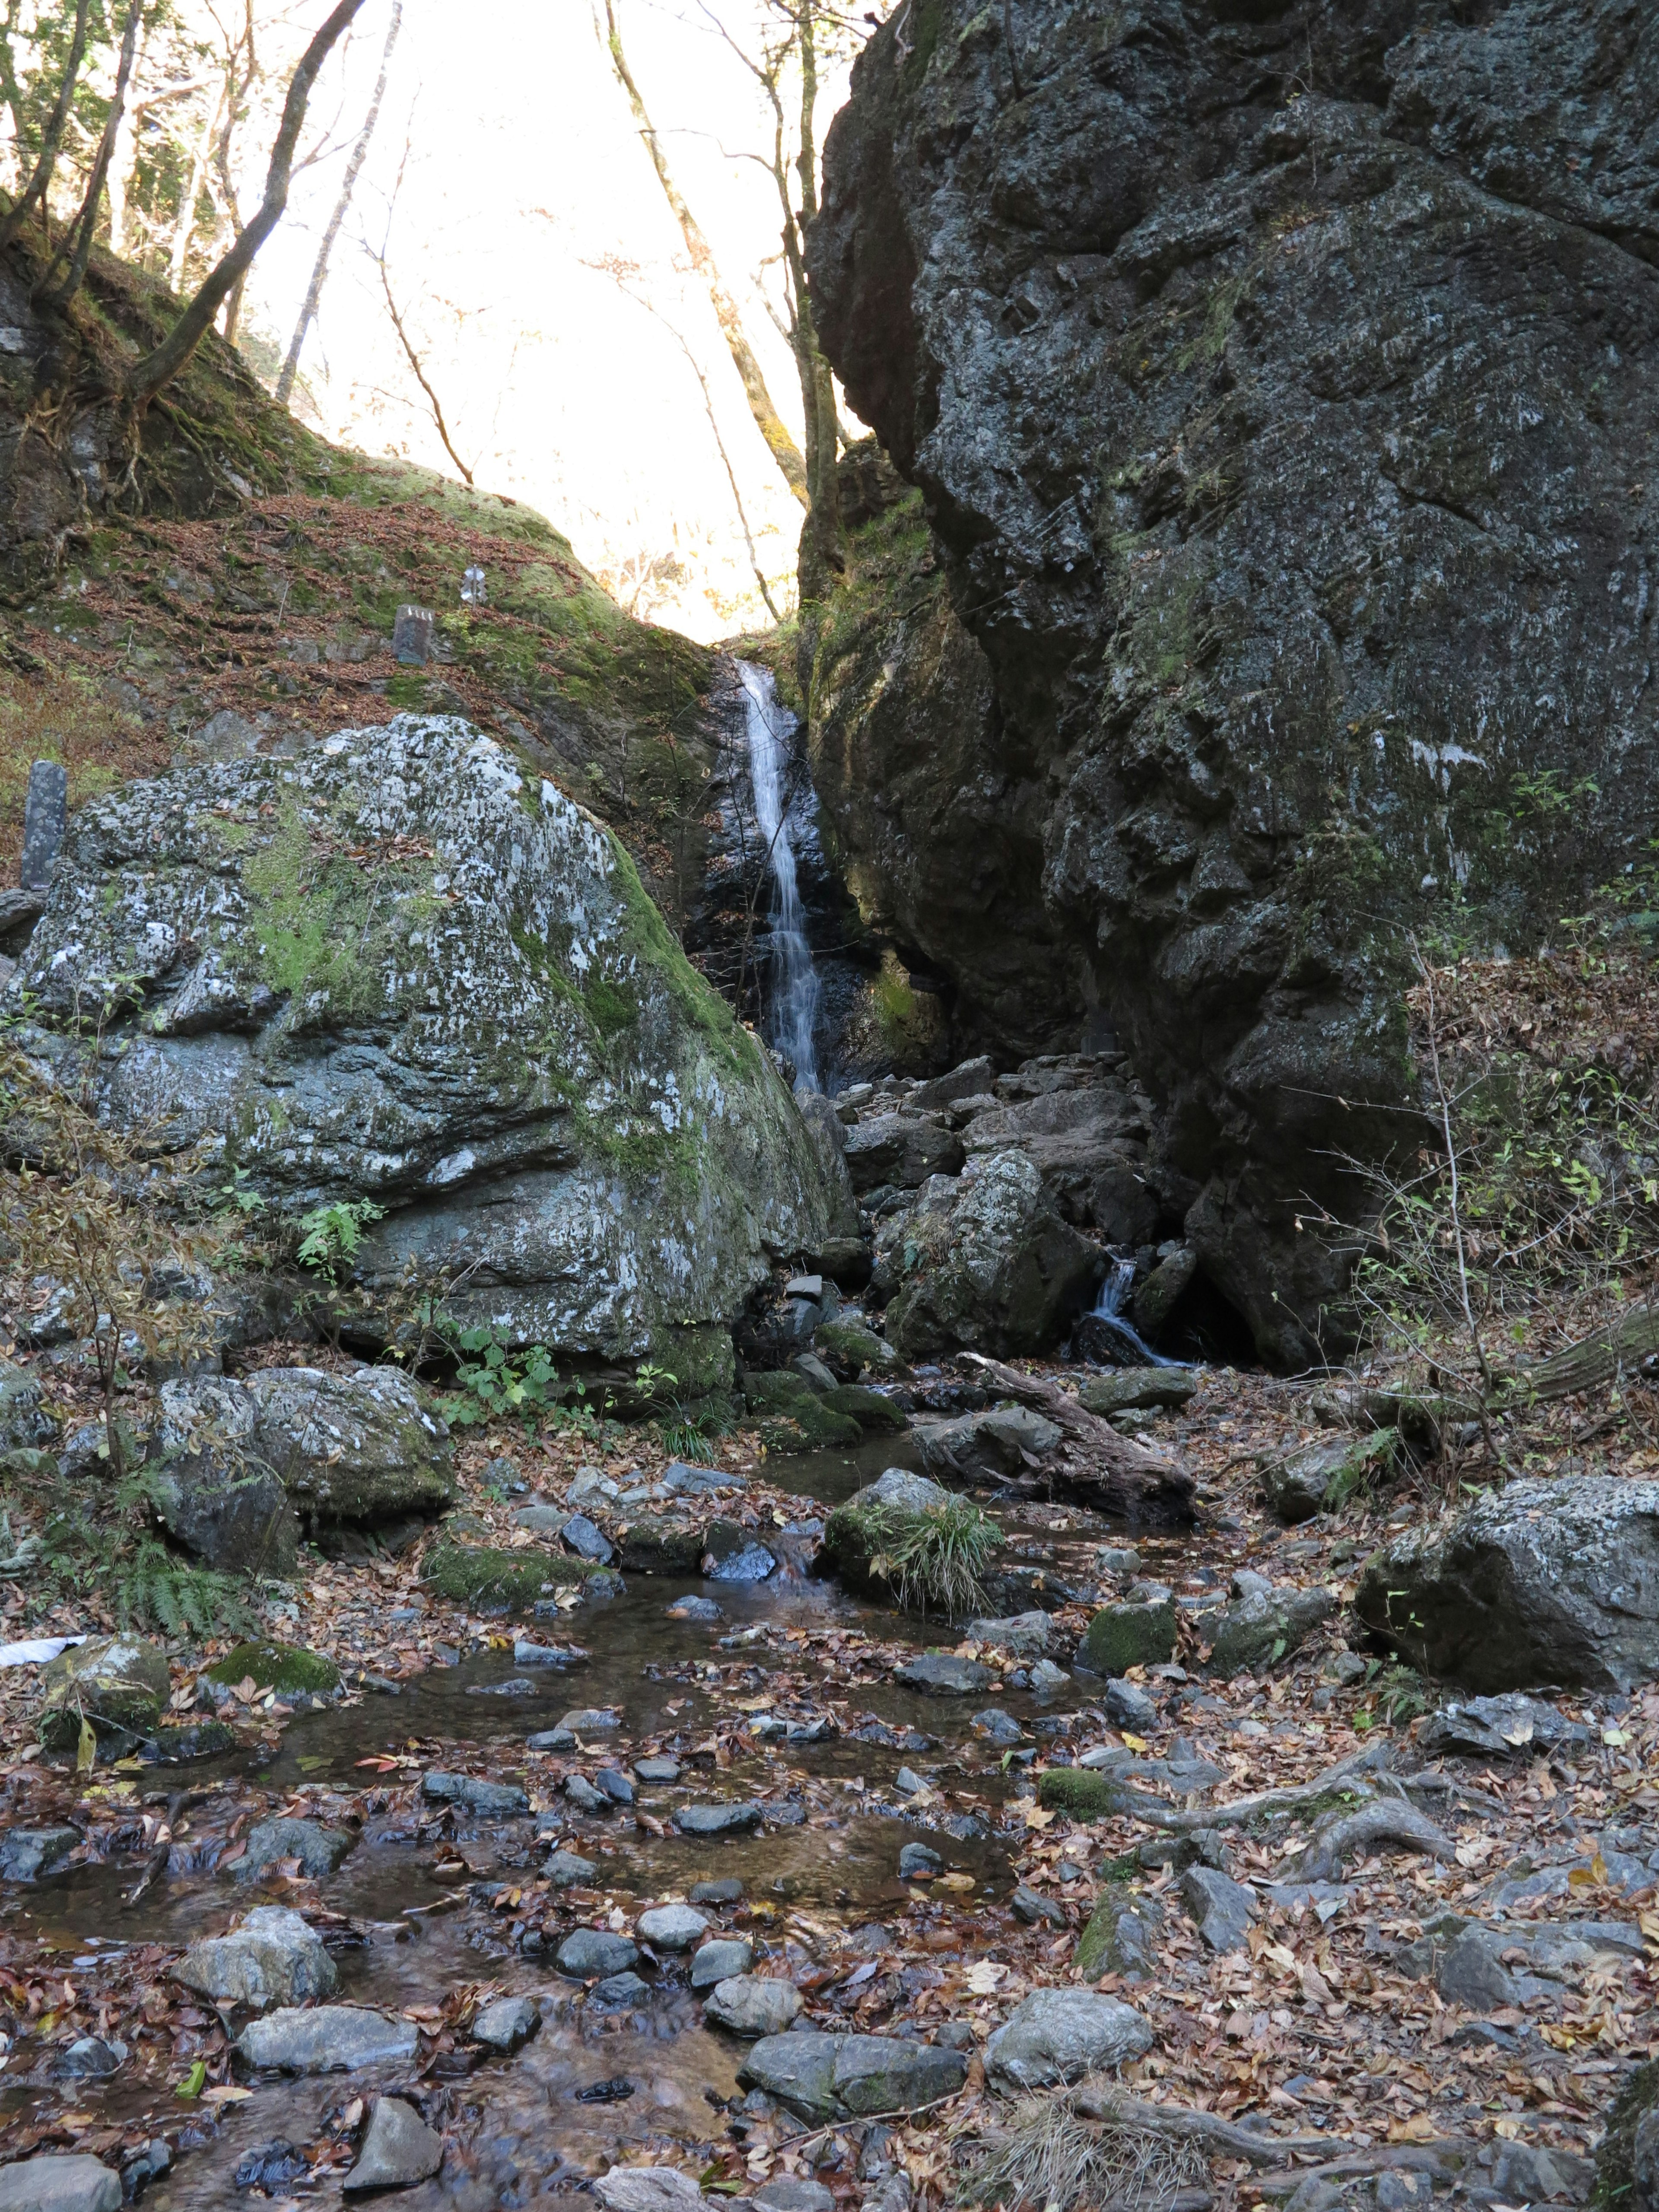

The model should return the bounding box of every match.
[894,1653,991,1695]
[692,1938,755,1988]
[843,1113,964,1192]
[1418,1693,1591,1761]
[619,1519,706,1574]
[420,1770,528,1816]
[791,1351,841,1393]
[236,2005,419,2073]
[596,2169,705,2212]
[898,1842,942,1878]
[1103,1679,1157,1729]
[235,1817,355,1882]
[0,2154,121,2211]
[38,1636,169,1753]
[512,1637,586,1667]
[638,1904,709,1951]
[704,1975,805,2037]
[662,1461,742,1496]
[886,1152,1103,1360]
[1209,1580,1335,1679]
[636,1756,682,1783]
[1030,1659,1071,1694]
[969,1612,1050,1656]
[984,1988,1154,2091]
[1264,1432,1398,1524]
[203,1639,342,1708]
[1355,1477,1659,1690]
[971,1708,1024,1746]
[675,1800,763,1837]
[590,1970,649,2009]
[144,1719,239,1762]
[0,1825,80,1882]
[0,1357,57,1456]
[823,1383,909,1438]
[559,1706,621,1735]
[528,1727,576,1751]
[740,2031,968,2123]
[1077,1369,1195,1417]
[557,1928,639,1979]
[175,1905,335,2010]
[512,1502,567,1535]
[343,2096,443,2193]
[1012,1886,1068,1930]
[691,1877,746,1904]
[243,1365,454,1522]
[1075,1891,1162,1979]
[565,1775,611,1813]
[814,1318,903,1380]
[1181,1867,1255,1953]
[561,1513,615,1564]
[56,2037,124,2079]
[1077,1595,1177,1675]
[703,1521,777,1582]
[545,1849,597,1886]
[471,1995,539,2052]
[666,1596,723,1621]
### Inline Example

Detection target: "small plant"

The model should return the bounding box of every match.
[832,1492,1000,1618]
[295,1197,385,1281]
[1373,1661,1430,1727]
[435,1325,561,1429]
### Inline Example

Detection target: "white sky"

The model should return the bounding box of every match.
[238,0,870,639]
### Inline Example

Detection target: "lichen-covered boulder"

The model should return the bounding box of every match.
[884,1151,1104,1359]
[245,1367,451,1522]
[0,1357,56,1456]
[5,718,835,1375]
[39,1637,170,1752]
[146,1376,298,1574]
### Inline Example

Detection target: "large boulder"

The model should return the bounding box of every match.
[1355,1478,1659,1691]
[984,1989,1154,2091]
[38,1636,170,1753]
[173,1906,336,2010]
[884,1151,1104,1359]
[807,0,1659,1365]
[5,718,835,1376]
[146,1376,298,1573]
[843,1112,964,1193]
[959,1078,1159,1241]
[739,2031,967,2123]
[243,1366,452,1522]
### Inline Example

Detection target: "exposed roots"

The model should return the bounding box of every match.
[957,2093,1212,2212]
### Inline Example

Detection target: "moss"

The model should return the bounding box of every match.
[743,1371,817,1414]
[820,1383,907,1435]
[757,1401,863,1452]
[814,1319,899,1377]
[206,1640,341,1696]
[421,1541,593,1610]
[1078,1599,1178,1674]
[583,971,639,1039]
[1037,1769,1127,1821]
[240,796,440,1014]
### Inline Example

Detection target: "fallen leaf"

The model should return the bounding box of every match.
[201,2085,251,2105]
[966,1961,1006,1994]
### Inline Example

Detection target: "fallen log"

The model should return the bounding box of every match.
[961,1353,1196,1524]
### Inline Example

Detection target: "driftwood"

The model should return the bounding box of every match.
[961,1354,1195,1524]
[1068,2088,1332,2167]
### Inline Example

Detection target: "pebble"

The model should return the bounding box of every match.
[704,1974,804,2037]
[420,1771,528,1816]
[559,1707,621,1734]
[666,1596,723,1621]
[471,1995,539,2052]
[590,1970,650,2009]
[690,1877,745,1904]
[635,1755,682,1783]
[675,1800,763,1836]
[595,1767,635,1804]
[557,1928,639,1979]
[637,1904,709,1951]
[897,1842,942,1879]
[691,1937,754,1989]
[545,1849,598,1887]
[236,2005,419,2074]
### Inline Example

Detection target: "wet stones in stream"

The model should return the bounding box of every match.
[704,1975,803,2037]
[739,2031,967,2123]
[471,1993,540,2051]
[637,1905,709,1951]
[1077,1588,1177,1672]
[556,1928,639,1978]
[597,2169,704,2212]
[546,1848,599,1885]
[420,1770,528,1815]
[691,1938,753,1988]
[236,2005,419,2072]
[343,2096,444,2193]
[967,1611,1049,1656]
[636,1756,682,1782]
[893,1654,989,1695]
[175,1904,336,2009]
[897,1843,941,1879]
[236,1815,355,1880]
[38,1635,169,1752]
[0,1824,79,1881]
[674,1801,763,1837]
[666,1596,723,1621]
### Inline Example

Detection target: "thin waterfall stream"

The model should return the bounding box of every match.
[737,660,822,1092]
[1087,1255,1187,1367]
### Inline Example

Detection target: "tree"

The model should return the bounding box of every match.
[597,0,809,512]
[34,0,145,311]
[276,0,399,405]
[121,0,367,410]
[0,0,92,255]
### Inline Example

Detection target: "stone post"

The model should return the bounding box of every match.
[20,760,67,889]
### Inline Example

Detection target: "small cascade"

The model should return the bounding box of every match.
[737,660,822,1092]
[1086,1256,1187,1368]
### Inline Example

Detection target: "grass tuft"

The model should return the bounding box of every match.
[960,2092,1209,2212]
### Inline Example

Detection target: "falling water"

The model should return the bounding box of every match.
[1087,1257,1187,1367]
[737,660,822,1092]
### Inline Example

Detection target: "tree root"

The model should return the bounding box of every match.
[1280,1796,1452,1883]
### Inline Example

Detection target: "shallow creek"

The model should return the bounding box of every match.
[0,1475,1142,2206]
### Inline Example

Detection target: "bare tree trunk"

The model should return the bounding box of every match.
[375,255,471,484]
[36,0,144,309]
[599,0,808,509]
[123,0,367,410]
[167,82,222,292]
[104,19,149,257]
[277,0,400,406]
[0,0,93,254]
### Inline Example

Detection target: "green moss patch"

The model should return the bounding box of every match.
[1037,1769,1126,1821]
[421,1542,593,1610]
[206,1641,341,1697]
[821,1384,907,1435]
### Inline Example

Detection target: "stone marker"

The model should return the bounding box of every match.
[393,604,433,664]
[20,761,67,890]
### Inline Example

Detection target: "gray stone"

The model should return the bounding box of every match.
[739,2031,968,2123]
[513,1502,566,1535]
[1356,1477,1659,1690]
[561,1513,615,1564]
[54,2037,123,2080]
[0,2154,120,2212]
[38,1636,169,1753]
[557,1928,639,1979]
[1436,1929,1521,2010]
[0,886,44,956]
[344,2096,443,2193]
[967,1611,1049,1656]
[918,1405,1062,1482]
[545,1849,597,1886]
[894,1653,991,1695]
[420,1770,528,1816]
[590,1970,649,2009]
[1075,1891,1163,1979]
[1418,1693,1591,1761]
[885,1151,1102,1359]
[1012,1886,1068,1930]
[791,1351,841,1394]
[1103,1678,1158,1729]
[1077,1598,1177,1676]
[704,1975,805,2037]
[691,1938,755,1989]
[0,1825,80,1882]
[971,1707,1025,1745]
[559,1706,621,1734]
[471,1995,538,2052]
[1490,2144,1581,2206]
[638,1904,709,1952]
[146,1376,298,1576]
[244,1366,453,1523]
[1180,1866,1255,1953]
[392,604,433,664]
[20,760,67,891]
[1030,1659,1071,1694]
[1264,1433,1398,1524]
[236,1815,355,1881]
[236,2005,419,2072]
[564,1775,610,1813]
[636,1755,682,1782]
[898,1842,942,1879]
[662,1461,741,1495]
[675,1799,764,1836]
[595,2170,704,2212]
[175,1905,336,2010]
[0,1357,57,1456]
[667,1596,723,1621]
[1208,1583,1335,1679]
[691,1877,745,1904]
[843,1113,964,1193]
[1633,2110,1659,2212]
[984,1988,1154,2091]
[756,2182,835,2212]
[1077,1369,1196,1417]
[513,1637,585,1667]
[703,1521,778,1582]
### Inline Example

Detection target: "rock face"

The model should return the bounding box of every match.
[7,718,835,1380]
[884,1152,1103,1359]
[807,0,1659,1361]
[1355,1478,1659,1691]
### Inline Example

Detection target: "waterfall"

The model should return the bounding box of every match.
[1087,1257,1186,1368]
[737,661,822,1092]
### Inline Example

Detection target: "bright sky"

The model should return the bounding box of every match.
[239,0,869,640]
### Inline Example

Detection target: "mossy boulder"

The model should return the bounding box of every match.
[421,1541,594,1608]
[1263,1430,1397,1523]
[0,1357,57,1456]
[757,1403,864,1452]
[814,1319,903,1379]
[821,1384,907,1435]
[1037,1768,1128,1822]
[1078,1595,1178,1675]
[205,1641,342,1702]
[245,1367,452,1524]
[6,717,836,1375]
[1078,1369,1195,1418]
[616,1518,706,1573]
[40,1635,171,1751]
[1075,1886,1163,1979]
